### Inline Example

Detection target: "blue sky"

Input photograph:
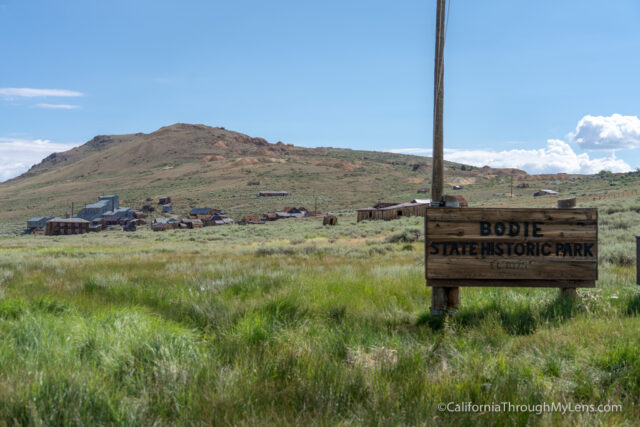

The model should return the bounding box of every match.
[1,0,639,180]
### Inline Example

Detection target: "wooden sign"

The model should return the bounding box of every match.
[425,208,597,288]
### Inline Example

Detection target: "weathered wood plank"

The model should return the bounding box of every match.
[427,222,596,240]
[426,207,597,223]
[426,240,597,259]
[426,257,597,280]
[428,279,596,288]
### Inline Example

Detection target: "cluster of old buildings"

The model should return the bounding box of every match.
[26,194,148,235]
[29,186,532,235]
[150,208,235,231]
[25,192,326,236]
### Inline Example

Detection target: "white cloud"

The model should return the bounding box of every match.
[36,103,81,110]
[0,88,84,98]
[391,139,631,174]
[0,137,79,182]
[570,114,640,150]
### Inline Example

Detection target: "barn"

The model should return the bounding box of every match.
[356,200,430,222]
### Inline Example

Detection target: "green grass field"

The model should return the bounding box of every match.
[1,184,640,425]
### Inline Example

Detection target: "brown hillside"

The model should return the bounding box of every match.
[0,123,545,233]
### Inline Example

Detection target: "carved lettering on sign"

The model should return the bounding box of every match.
[425,208,598,287]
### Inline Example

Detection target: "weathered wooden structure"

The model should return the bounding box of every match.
[238,215,264,225]
[357,201,429,222]
[189,208,217,219]
[259,191,289,197]
[323,214,338,226]
[45,218,90,235]
[27,216,54,230]
[181,218,204,229]
[533,189,559,197]
[206,214,234,226]
[425,207,598,288]
[151,218,178,231]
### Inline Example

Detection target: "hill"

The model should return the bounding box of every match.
[0,123,627,234]
[0,124,481,230]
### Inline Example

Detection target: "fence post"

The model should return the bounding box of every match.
[558,197,578,298]
[636,235,640,286]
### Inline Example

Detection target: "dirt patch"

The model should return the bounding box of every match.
[233,157,285,166]
[203,155,225,162]
[445,177,476,185]
[213,141,228,149]
[406,177,425,184]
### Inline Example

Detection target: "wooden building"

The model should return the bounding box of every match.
[189,207,217,219]
[533,189,559,197]
[207,214,234,226]
[45,218,90,235]
[259,191,289,197]
[323,214,338,226]
[238,215,264,225]
[356,201,430,222]
[27,216,54,230]
[180,218,204,229]
[151,218,178,231]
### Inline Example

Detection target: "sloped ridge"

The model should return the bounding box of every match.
[8,124,280,182]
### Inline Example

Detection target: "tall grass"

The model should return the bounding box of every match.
[0,208,639,424]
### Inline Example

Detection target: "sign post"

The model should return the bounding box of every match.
[426,208,598,289]
[636,235,640,286]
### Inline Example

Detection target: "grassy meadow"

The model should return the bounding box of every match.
[1,185,640,426]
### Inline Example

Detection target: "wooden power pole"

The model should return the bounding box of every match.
[430,0,460,316]
[431,0,446,202]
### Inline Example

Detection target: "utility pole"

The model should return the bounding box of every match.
[431,0,446,202]
[430,0,459,316]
